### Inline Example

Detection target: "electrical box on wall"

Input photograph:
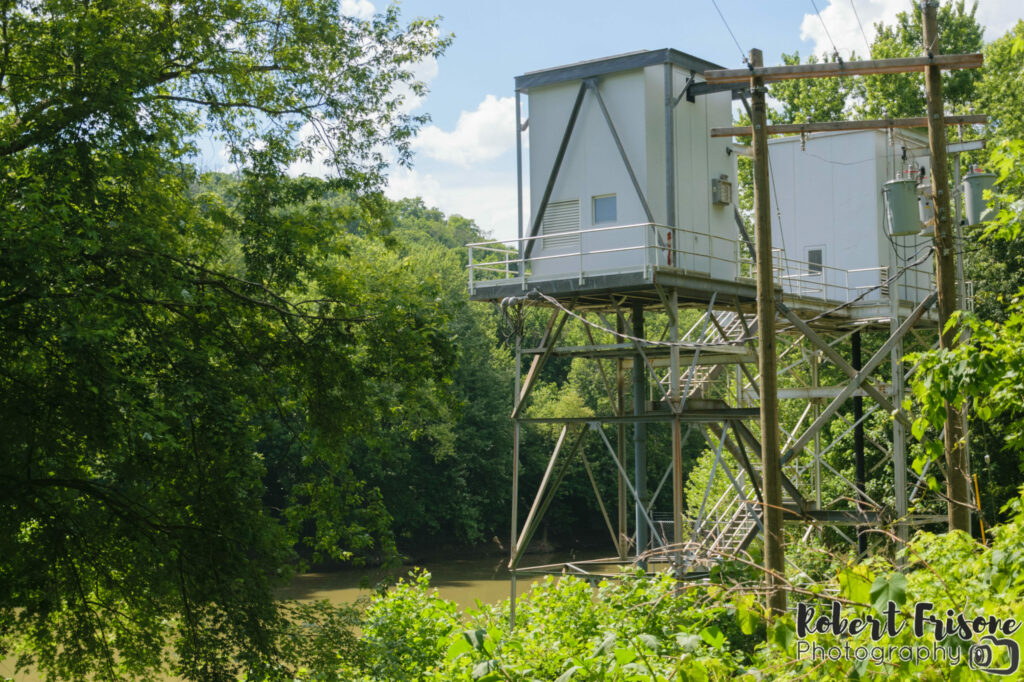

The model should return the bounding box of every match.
[711,174,732,206]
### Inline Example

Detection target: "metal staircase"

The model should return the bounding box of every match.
[658,310,749,400]
[655,308,764,572]
[681,470,761,572]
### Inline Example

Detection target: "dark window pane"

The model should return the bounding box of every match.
[593,195,617,224]
[808,248,823,275]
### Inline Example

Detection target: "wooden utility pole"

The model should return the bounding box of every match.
[922,0,970,533]
[749,48,786,616]
[702,33,985,608]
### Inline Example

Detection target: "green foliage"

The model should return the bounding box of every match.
[252,495,1024,679]
[909,296,1024,451]
[857,0,983,119]
[361,570,460,680]
[769,52,854,125]
[979,139,1024,242]
[0,0,460,677]
[908,139,1024,504]
[869,571,908,614]
[684,445,731,519]
[977,21,1024,140]
[439,571,748,681]
[258,600,364,682]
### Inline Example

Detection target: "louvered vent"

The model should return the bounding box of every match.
[541,199,580,250]
[880,266,889,298]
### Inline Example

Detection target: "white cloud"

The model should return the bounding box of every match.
[386,166,522,242]
[413,95,516,167]
[799,0,902,58]
[800,0,1021,59]
[975,1,1022,39]
[340,0,374,20]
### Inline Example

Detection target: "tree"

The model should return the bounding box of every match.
[977,20,1024,142]
[857,0,983,118]
[769,52,854,125]
[350,199,515,548]
[911,138,1024,522]
[0,1,450,679]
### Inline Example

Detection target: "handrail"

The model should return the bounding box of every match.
[467,221,938,307]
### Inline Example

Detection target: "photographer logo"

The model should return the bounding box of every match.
[795,600,1021,676]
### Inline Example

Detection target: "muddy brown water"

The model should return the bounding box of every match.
[277,553,548,611]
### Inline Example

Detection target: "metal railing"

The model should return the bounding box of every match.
[467,222,936,306]
[685,468,760,564]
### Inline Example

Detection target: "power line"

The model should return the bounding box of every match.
[849,0,872,54]
[809,0,841,61]
[709,0,748,65]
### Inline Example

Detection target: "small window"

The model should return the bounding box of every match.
[593,194,617,224]
[807,248,823,275]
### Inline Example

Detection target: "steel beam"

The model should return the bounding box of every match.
[512,310,568,418]
[742,385,892,400]
[594,423,666,549]
[525,82,587,258]
[781,293,935,466]
[777,302,911,428]
[516,409,760,424]
[510,426,587,570]
[589,81,655,224]
[580,448,619,552]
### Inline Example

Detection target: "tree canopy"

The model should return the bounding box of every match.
[0,0,458,678]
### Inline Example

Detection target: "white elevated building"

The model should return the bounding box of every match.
[471,49,951,584]
[523,49,738,283]
[767,129,934,308]
[467,48,939,322]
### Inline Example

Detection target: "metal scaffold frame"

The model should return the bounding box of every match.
[501,273,947,592]
[484,29,984,622]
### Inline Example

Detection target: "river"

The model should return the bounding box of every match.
[277,553,545,611]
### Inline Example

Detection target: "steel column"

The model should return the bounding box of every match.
[510,334,522,628]
[632,303,648,563]
[616,314,628,559]
[853,332,867,555]
[670,289,683,547]
[664,63,676,228]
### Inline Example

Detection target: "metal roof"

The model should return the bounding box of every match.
[515,48,724,92]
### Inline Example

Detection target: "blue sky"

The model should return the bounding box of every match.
[307,1,1020,242]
